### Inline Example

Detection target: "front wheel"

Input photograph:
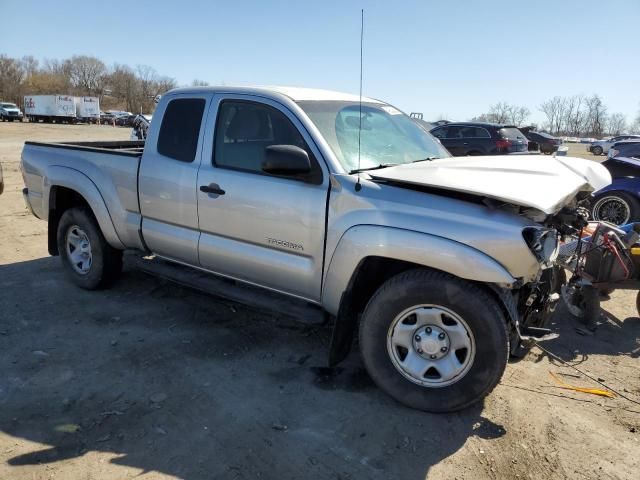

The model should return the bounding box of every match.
[57,207,123,290]
[592,146,603,156]
[359,269,509,412]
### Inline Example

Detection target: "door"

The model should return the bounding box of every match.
[139,94,209,265]
[196,96,329,302]
[441,126,465,155]
[431,126,457,155]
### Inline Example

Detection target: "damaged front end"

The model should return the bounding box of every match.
[496,200,592,357]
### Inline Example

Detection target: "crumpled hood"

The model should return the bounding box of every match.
[369,155,611,214]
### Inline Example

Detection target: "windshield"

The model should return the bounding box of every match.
[297,100,450,171]
[1,103,17,109]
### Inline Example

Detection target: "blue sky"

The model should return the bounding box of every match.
[2,0,639,125]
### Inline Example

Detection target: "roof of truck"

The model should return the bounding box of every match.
[168,85,383,104]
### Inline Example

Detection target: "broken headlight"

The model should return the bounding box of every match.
[523,227,559,268]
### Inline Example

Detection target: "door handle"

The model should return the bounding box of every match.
[200,184,225,195]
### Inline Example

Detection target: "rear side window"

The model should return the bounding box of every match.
[157,98,206,162]
[499,127,527,140]
[430,126,448,138]
[461,126,490,138]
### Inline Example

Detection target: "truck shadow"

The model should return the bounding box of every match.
[528,298,640,365]
[1,256,505,479]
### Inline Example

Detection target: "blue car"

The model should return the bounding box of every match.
[591,156,640,225]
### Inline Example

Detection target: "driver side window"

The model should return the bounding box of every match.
[213,100,322,183]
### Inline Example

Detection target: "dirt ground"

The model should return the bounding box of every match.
[0,122,638,480]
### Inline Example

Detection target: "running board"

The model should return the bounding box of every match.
[125,253,326,326]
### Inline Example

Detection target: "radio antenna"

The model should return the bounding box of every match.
[355,9,364,192]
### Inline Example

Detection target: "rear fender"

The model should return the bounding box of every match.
[45,166,125,250]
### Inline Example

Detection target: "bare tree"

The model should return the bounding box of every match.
[68,55,107,95]
[507,105,530,126]
[633,107,640,134]
[562,95,586,136]
[607,113,627,135]
[0,55,26,104]
[105,64,139,112]
[21,55,39,80]
[584,94,607,137]
[539,97,564,135]
[471,102,529,125]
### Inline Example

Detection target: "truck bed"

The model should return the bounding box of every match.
[22,139,146,251]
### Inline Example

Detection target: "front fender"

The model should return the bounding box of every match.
[322,225,516,315]
[45,166,125,249]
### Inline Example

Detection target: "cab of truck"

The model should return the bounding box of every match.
[0,102,24,122]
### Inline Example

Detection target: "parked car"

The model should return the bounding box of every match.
[99,111,116,124]
[21,85,610,413]
[588,135,640,155]
[0,102,24,122]
[607,139,640,160]
[430,122,528,156]
[591,156,640,225]
[130,114,152,140]
[115,114,137,127]
[524,131,562,154]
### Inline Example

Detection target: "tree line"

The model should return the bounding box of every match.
[472,95,639,137]
[0,54,207,113]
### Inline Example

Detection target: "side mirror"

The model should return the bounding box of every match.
[262,145,311,175]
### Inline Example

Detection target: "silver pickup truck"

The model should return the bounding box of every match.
[21,86,610,412]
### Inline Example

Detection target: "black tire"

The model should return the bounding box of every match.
[592,146,603,156]
[636,291,640,317]
[57,207,123,290]
[359,269,509,413]
[591,191,640,225]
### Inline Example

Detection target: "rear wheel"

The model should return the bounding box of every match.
[592,146,603,156]
[359,269,508,412]
[57,207,123,290]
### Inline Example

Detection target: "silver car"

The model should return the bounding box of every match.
[589,135,640,155]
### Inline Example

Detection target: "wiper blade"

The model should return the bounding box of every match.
[349,163,398,174]
[412,156,440,163]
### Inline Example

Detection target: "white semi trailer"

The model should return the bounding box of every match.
[75,96,100,123]
[24,95,77,123]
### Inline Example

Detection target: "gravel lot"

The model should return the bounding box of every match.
[0,122,638,479]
